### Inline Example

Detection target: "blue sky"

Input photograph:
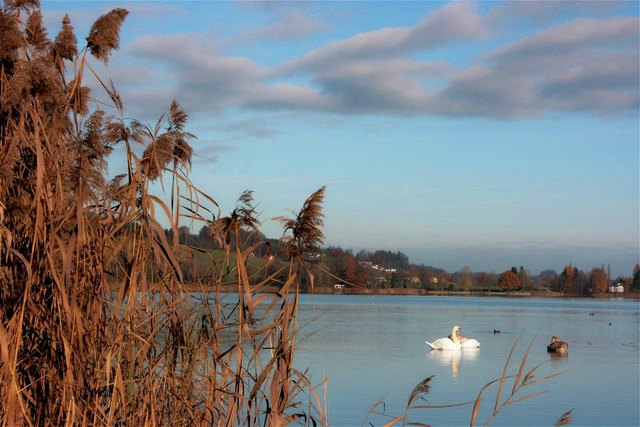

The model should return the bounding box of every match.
[43,1,639,277]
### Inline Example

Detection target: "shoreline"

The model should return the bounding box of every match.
[188,284,640,299]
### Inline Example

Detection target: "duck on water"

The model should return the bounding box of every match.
[547,336,569,354]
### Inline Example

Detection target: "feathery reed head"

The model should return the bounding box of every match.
[86,8,128,63]
[67,78,91,115]
[25,11,50,52]
[0,11,25,62]
[210,190,260,247]
[275,186,326,259]
[5,0,40,11]
[52,14,77,61]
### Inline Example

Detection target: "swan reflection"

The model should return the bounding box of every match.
[427,348,479,378]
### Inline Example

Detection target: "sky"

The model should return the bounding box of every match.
[41,1,639,277]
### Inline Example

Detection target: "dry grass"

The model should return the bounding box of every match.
[0,3,325,425]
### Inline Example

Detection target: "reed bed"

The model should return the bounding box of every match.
[0,2,325,425]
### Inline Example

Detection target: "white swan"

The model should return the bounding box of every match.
[447,330,480,348]
[458,335,480,349]
[426,326,462,351]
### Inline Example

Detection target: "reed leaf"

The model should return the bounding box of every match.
[554,409,574,426]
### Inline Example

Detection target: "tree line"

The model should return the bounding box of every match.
[174,227,640,294]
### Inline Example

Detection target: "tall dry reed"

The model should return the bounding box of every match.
[0,2,325,425]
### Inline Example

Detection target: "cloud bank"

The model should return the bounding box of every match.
[121,2,639,120]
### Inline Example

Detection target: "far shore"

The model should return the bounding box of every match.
[186,284,640,299]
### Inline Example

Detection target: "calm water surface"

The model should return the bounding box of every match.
[293,295,639,427]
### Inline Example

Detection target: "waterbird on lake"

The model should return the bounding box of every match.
[459,336,480,348]
[425,325,462,351]
[493,329,501,334]
[547,336,569,354]
[449,331,480,348]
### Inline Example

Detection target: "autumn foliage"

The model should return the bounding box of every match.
[590,267,608,294]
[498,270,521,291]
[559,264,578,294]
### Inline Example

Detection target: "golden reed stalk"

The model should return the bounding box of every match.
[0,3,326,425]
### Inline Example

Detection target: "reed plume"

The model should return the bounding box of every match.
[86,8,128,63]
[274,186,326,291]
[51,14,77,62]
[25,10,49,52]
[276,185,326,258]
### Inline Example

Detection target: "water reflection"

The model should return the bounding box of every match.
[549,351,569,366]
[427,348,479,379]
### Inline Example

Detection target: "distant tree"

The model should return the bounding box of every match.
[533,269,558,290]
[559,264,577,293]
[438,269,449,291]
[575,268,588,294]
[486,272,498,288]
[345,256,357,284]
[632,264,640,291]
[413,265,431,289]
[590,268,608,294]
[178,225,194,245]
[499,270,520,291]
[363,250,409,270]
[476,272,488,289]
[518,266,531,290]
[511,266,518,274]
[356,266,372,288]
[459,266,473,291]
[198,224,211,244]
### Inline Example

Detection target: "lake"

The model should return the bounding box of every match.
[292,294,640,426]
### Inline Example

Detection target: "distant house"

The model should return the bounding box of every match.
[608,282,625,293]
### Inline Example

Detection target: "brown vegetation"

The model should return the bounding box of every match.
[498,270,521,291]
[589,267,608,294]
[0,3,325,425]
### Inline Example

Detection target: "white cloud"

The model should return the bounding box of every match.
[490,0,628,25]
[491,17,639,62]
[239,10,329,41]
[276,2,489,74]
[111,3,638,120]
[131,33,267,112]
